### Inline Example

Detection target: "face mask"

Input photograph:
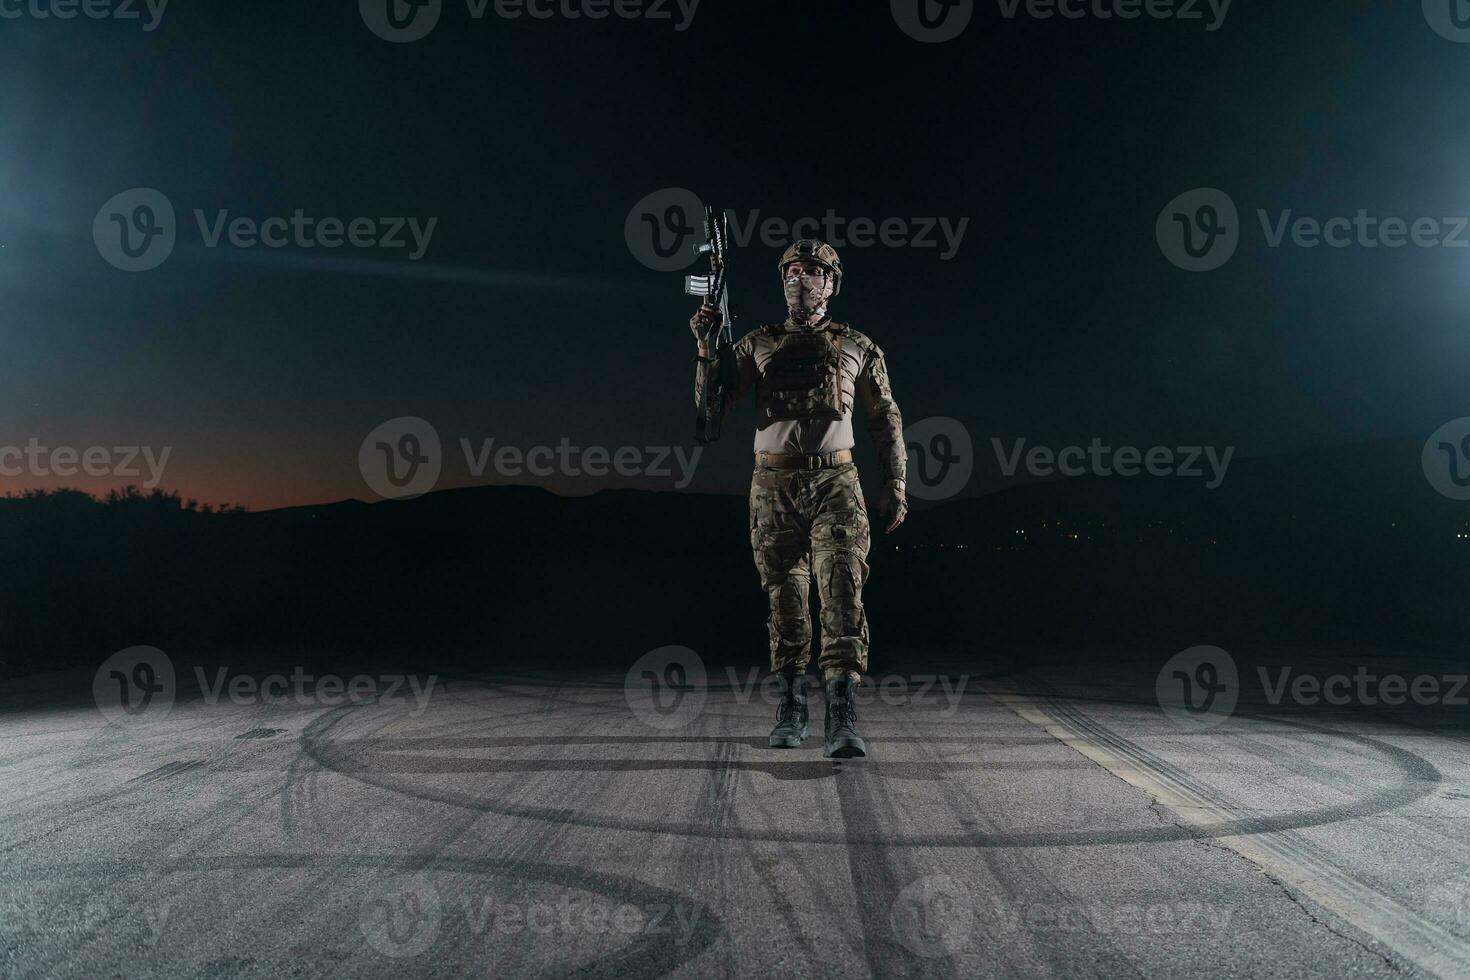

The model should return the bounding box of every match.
[784,273,831,313]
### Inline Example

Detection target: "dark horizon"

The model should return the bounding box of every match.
[0,430,1437,512]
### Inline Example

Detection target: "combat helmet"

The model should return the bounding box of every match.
[778,239,844,297]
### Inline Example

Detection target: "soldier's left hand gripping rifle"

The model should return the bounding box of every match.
[686,206,734,445]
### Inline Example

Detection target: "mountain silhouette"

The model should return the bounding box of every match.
[3,438,1466,680]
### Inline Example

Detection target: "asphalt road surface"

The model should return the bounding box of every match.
[4,646,1470,979]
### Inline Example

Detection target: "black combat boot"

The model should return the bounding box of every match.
[823,675,867,759]
[767,671,809,748]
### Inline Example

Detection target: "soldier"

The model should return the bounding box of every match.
[690,240,907,758]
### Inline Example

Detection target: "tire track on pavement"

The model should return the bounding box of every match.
[984,680,1467,978]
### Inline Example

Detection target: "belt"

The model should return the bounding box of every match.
[754,449,854,470]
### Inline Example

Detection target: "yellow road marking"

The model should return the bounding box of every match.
[986,685,1470,979]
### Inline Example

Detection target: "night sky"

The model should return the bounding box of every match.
[3,0,1468,509]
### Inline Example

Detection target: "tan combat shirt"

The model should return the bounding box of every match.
[695,318,907,487]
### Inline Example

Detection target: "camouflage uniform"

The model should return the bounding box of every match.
[695,318,905,676]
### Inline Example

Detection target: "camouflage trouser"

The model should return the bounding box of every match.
[749,461,871,675]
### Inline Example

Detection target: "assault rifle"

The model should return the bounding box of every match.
[686,206,734,445]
